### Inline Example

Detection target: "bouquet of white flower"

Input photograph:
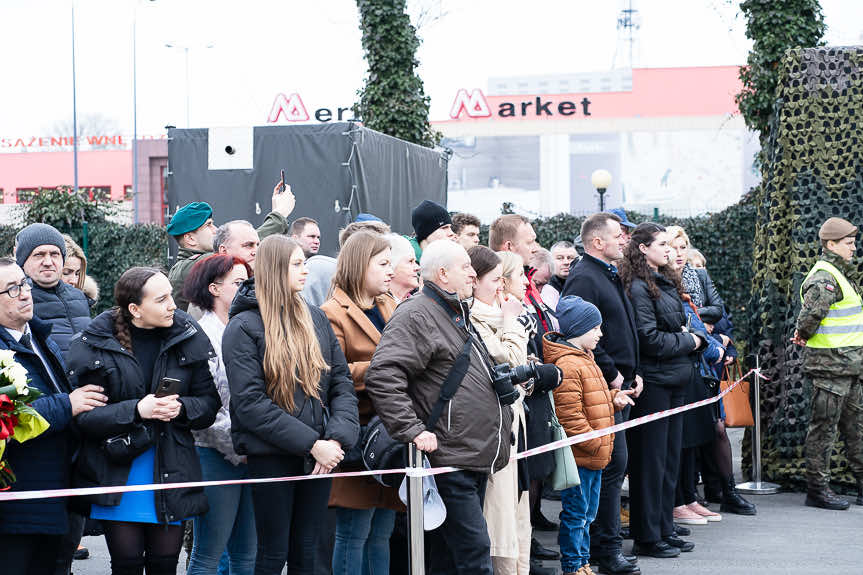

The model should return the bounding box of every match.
[0,349,50,489]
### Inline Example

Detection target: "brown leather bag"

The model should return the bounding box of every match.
[720,358,754,427]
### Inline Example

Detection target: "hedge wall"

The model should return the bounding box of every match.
[0,222,169,314]
[748,46,863,492]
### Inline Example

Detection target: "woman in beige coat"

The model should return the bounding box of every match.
[468,246,532,575]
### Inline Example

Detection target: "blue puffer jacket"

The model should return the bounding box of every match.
[0,315,74,535]
[30,281,91,356]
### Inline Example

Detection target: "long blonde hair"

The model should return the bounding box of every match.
[256,235,328,412]
[62,234,87,290]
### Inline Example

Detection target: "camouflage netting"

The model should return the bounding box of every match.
[750,46,863,491]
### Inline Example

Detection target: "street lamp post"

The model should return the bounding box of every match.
[165,43,213,128]
[71,1,79,194]
[591,169,613,212]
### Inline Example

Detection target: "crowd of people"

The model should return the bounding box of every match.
[5,182,859,575]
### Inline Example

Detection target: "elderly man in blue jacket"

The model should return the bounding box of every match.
[0,257,107,575]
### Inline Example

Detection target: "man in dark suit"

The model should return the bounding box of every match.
[0,257,106,575]
[562,212,643,575]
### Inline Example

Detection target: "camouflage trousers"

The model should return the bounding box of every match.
[804,376,863,488]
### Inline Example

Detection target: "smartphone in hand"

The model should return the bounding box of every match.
[155,377,182,398]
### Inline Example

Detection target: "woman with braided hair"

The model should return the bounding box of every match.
[68,267,221,575]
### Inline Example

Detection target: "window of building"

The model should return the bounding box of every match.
[85,186,111,202]
[124,185,134,201]
[16,188,39,203]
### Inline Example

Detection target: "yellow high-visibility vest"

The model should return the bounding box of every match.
[800,259,863,348]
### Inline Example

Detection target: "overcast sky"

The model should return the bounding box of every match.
[1,0,861,138]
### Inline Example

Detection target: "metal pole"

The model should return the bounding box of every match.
[737,353,780,494]
[598,188,606,212]
[132,8,139,223]
[71,0,79,195]
[407,443,425,574]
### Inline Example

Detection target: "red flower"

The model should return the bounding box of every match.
[0,394,13,413]
[0,412,18,440]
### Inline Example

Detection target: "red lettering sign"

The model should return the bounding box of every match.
[449,89,492,119]
[267,93,310,123]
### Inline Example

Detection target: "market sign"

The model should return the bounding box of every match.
[449,88,592,120]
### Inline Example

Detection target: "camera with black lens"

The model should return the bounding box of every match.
[491,361,541,406]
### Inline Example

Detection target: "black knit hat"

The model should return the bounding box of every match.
[15,223,66,268]
[411,200,452,244]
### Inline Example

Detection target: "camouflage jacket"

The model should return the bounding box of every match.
[797,250,863,384]
[167,211,290,312]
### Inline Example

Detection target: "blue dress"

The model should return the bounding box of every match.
[90,446,179,525]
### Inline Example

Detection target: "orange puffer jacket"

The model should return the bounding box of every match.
[542,332,622,470]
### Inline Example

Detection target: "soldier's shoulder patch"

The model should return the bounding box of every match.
[825,283,835,292]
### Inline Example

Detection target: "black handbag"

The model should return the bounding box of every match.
[101,423,154,464]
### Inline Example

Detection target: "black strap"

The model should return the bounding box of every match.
[425,337,472,432]
[421,286,482,432]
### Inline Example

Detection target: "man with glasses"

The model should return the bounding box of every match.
[0,256,107,575]
[13,222,94,574]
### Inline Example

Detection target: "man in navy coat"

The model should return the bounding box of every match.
[0,257,107,575]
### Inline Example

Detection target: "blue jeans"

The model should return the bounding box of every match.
[332,507,396,575]
[559,467,602,573]
[187,447,256,575]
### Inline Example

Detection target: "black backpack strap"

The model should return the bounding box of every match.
[421,285,479,432]
[425,336,472,432]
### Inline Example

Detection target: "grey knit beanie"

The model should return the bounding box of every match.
[15,223,67,268]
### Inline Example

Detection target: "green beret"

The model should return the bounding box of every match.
[167,202,213,236]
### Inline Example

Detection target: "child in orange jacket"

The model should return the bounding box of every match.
[543,296,636,575]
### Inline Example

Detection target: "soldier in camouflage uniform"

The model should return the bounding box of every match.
[793,217,863,510]
[167,183,295,311]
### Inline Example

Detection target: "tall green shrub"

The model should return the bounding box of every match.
[355,0,439,147]
[736,0,825,148]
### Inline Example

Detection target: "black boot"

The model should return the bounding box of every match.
[856,481,863,506]
[720,476,757,515]
[531,537,560,560]
[805,486,850,510]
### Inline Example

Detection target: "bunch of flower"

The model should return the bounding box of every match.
[0,349,49,489]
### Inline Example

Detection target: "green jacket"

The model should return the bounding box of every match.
[796,250,863,386]
[167,211,289,311]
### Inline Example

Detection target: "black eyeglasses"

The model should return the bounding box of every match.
[0,278,33,299]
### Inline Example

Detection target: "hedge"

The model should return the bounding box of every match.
[0,222,169,314]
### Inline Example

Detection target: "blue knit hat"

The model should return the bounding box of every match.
[557,296,602,339]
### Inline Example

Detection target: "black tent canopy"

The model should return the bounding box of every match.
[166,123,448,256]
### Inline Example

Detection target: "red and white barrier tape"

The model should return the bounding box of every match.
[0,369,765,502]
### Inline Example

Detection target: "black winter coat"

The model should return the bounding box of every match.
[67,310,220,524]
[31,281,91,356]
[222,279,359,459]
[0,315,74,535]
[694,268,725,325]
[523,267,560,480]
[628,273,704,388]
[562,254,640,384]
